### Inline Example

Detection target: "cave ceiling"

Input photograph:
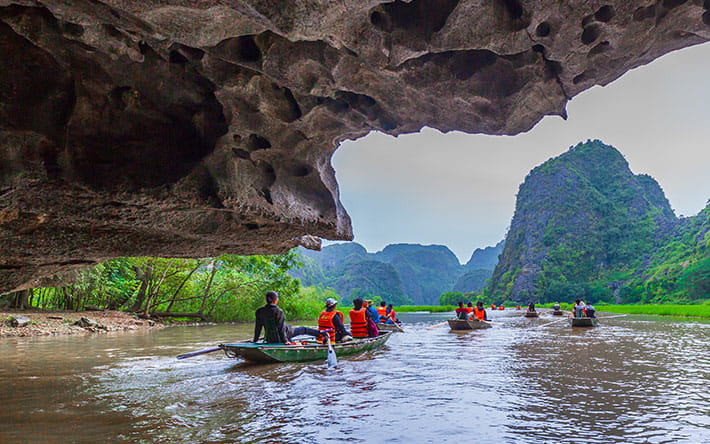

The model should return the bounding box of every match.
[1,0,708,292]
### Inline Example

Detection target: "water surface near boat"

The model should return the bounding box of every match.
[1,311,708,443]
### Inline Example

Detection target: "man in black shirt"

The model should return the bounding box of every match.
[253,291,322,343]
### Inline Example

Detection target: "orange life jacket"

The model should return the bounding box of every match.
[377,306,387,318]
[491,304,496,309]
[473,307,486,321]
[388,309,397,320]
[466,307,474,314]
[349,308,368,338]
[318,310,343,343]
[499,306,505,310]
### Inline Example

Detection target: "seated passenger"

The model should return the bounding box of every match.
[318,298,352,343]
[455,301,468,319]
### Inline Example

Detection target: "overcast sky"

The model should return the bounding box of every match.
[330,42,710,264]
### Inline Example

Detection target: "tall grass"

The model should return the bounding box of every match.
[595,304,710,318]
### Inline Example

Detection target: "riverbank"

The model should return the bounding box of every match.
[0,310,165,338]
[539,303,710,318]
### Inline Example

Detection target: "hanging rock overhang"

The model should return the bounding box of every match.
[1,0,709,292]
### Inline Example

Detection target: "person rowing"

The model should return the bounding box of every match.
[385,304,400,324]
[527,301,536,313]
[253,291,323,344]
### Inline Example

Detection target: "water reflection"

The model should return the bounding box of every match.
[0,312,708,443]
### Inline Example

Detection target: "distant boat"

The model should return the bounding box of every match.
[376,322,403,332]
[447,319,492,330]
[569,317,598,327]
[219,332,393,363]
[524,311,539,318]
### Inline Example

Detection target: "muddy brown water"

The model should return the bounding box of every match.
[1,312,708,443]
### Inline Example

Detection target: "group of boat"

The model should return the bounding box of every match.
[178,307,602,364]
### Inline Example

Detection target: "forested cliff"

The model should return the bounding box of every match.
[487,140,708,303]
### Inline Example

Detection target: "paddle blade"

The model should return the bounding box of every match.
[326,337,338,368]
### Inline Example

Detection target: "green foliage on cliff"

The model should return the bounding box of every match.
[487,140,707,303]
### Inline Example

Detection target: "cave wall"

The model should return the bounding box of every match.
[1,0,708,292]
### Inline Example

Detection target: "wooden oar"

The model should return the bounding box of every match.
[539,317,571,328]
[426,320,449,330]
[177,346,222,360]
[392,322,405,332]
[597,314,628,320]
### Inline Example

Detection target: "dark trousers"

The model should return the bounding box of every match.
[287,326,322,340]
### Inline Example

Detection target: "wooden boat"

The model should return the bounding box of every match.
[376,322,403,332]
[447,319,492,330]
[569,317,598,327]
[219,332,393,363]
[552,310,565,316]
[524,311,539,318]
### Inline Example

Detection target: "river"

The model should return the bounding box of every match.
[1,311,708,443]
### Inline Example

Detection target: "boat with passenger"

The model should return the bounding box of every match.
[219,332,393,363]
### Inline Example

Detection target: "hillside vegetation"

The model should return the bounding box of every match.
[487,140,708,304]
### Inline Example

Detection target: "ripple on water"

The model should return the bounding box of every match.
[0,314,709,443]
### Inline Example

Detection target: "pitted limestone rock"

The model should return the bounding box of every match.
[1,1,709,292]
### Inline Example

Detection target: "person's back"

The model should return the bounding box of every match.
[573,299,585,318]
[366,302,379,325]
[455,302,468,319]
[472,302,487,321]
[377,303,388,322]
[528,302,535,312]
[253,291,288,343]
[466,302,474,314]
[585,304,596,318]
[349,298,368,338]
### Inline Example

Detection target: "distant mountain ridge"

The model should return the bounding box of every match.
[292,241,502,305]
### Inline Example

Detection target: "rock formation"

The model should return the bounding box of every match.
[2,1,709,292]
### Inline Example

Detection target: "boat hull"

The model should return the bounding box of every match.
[447,319,492,330]
[552,310,564,316]
[220,332,393,363]
[570,317,598,327]
[524,311,539,318]
[376,323,402,332]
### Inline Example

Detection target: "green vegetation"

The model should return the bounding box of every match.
[594,304,710,318]
[0,252,331,322]
[487,140,709,304]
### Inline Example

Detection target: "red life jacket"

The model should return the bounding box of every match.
[318,310,343,343]
[466,307,474,314]
[388,309,397,321]
[349,308,368,338]
[473,307,486,321]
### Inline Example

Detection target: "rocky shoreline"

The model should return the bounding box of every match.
[0,310,164,338]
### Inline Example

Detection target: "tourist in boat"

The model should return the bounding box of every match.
[318,298,352,343]
[385,304,400,324]
[377,301,388,323]
[553,303,561,311]
[365,299,380,325]
[584,302,596,318]
[363,299,380,337]
[253,291,322,344]
[527,302,536,312]
[466,302,474,314]
[470,301,488,322]
[455,301,469,319]
[573,299,585,318]
[349,298,369,339]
